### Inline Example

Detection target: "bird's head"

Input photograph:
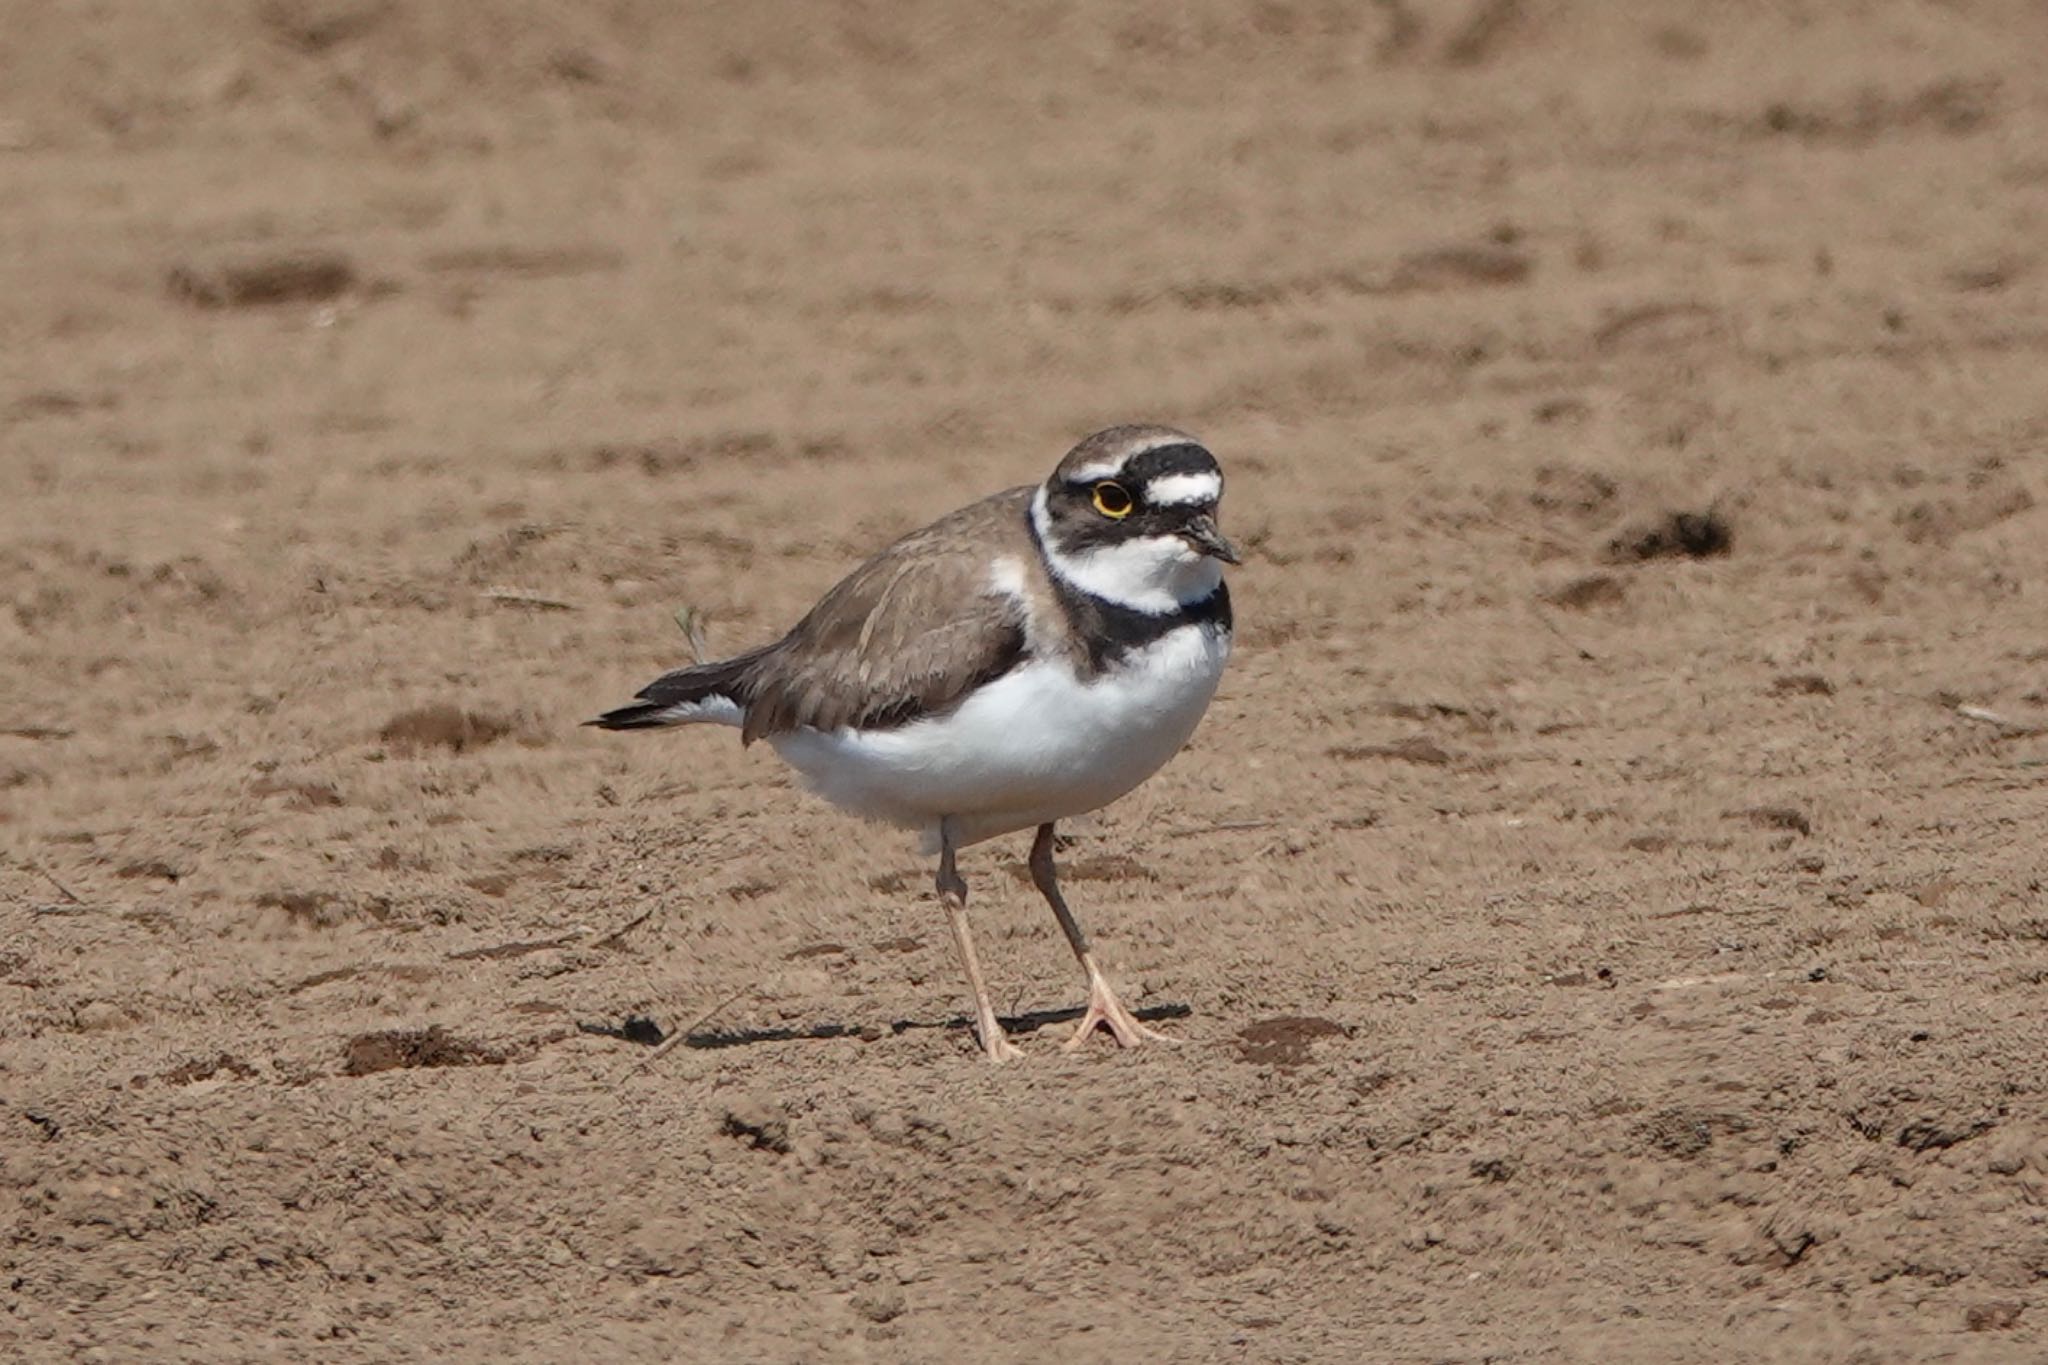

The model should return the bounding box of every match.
[1032,425,1239,614]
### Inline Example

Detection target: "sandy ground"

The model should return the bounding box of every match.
[5,2,2048,1360]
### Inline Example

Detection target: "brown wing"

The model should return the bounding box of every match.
[737,488,1036,743]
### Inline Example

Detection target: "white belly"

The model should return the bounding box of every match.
[768,624,1230,849]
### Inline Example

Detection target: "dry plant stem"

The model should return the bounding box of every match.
[30,862,83,905]
[481,587,577,611]
[636,985,755,1070]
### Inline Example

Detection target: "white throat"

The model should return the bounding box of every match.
[1031,486,1225,614]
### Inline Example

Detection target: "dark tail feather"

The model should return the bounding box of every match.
[585,651,763,731]
[585,699,695,731]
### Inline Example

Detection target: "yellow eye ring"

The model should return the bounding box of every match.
[1091,481,1134,519]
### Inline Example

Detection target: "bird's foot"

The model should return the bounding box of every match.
[978,1024,1026,1065]
[1063,974,1175,1051]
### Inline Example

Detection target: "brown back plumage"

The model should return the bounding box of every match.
[591,423,1232,741]
[735,487,1039,743]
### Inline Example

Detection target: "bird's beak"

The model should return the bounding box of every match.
[1181,514,1242,565]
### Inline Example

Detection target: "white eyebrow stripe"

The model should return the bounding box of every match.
[1145,471,1222,506]
[1067,435,1202,484]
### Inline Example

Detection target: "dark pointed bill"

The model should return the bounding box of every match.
[1180,514,1241,565]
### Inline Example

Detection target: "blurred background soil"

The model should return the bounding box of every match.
[3,2,2046,1360]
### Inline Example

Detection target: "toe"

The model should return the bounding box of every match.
[1060,1009,1105,1051]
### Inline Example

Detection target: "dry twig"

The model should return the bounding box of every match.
[29,861,83,905]
[673,606,711,665]
[636,986,756,1070]
[480,587,577,611]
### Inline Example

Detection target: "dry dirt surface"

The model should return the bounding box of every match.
[5,3,2048,1361]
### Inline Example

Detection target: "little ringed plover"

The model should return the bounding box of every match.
[591,424,1239,1063]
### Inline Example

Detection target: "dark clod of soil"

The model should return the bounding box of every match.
[157,1053,259,1087]
[1734,805,1813,836]
[576,1015,666,1046]
[1389,242,1533,292]
[0,724,74,740]
[1470,1155,1519,1183]
[1898,1116,1994,1152]
[1545,573,1627,609]
[251,775,346,808]
[1607,511,1733,562]
[1771,673,1836,696]
[341,1026,504,1076]
[256,889,341,925]
[1966,1301,2026,1332]
[852,1289,908,1324]
[1235,1015,1348,1067]
[167,253,358,308]
[378,704,514,754]
[722,1100,792,1154]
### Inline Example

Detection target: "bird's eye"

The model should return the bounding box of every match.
[1091,481,1134,518]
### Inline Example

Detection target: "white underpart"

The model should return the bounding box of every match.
[1144,471,1222,506]
[770,621,1231,850]
[1029,486,1223,614]
[766,494,1233,849]
[650,695,744,727]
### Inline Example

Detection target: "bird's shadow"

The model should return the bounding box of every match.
[581,1002,1193,1051]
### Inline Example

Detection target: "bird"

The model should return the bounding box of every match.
[589,424,1239,1063]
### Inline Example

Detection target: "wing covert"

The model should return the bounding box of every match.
[737,489,1035,742]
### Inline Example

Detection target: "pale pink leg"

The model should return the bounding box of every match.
[939,818,1023,1064]
[1028,823,1175,1051]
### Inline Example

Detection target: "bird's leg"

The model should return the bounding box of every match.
[937,817,1023,1064]
[1029,822,1175,1051]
